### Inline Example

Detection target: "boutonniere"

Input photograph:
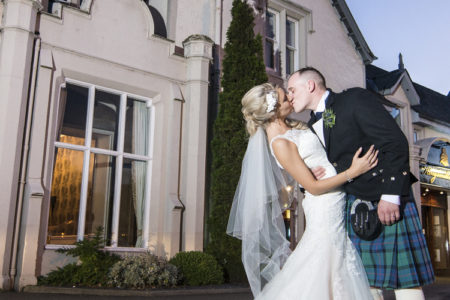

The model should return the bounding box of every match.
[323,108,336,129]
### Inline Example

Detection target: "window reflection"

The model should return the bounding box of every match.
[119,159,147,247]
[57,84,89,145]
[388,106,401,127]
[92,90,120,151]
[124,98,149,156]
[286,19,295,75]
[84,153,116,244]
[265,11,277,69]
[47,146,84,245]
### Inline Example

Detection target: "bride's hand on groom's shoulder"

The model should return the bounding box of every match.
[348,145,379,179]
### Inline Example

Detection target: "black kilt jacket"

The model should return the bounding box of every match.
[307,87,416,202]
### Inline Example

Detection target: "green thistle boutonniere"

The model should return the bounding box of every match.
[323,108,336,129]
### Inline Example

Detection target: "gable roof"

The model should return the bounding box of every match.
[366,64,450,125]
[412,83,450,124]
[330,0,377,64]
[366,64,403,92]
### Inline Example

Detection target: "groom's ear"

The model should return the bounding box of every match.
[307,79,316,93]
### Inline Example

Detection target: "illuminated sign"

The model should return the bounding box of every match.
[420,164,450,189]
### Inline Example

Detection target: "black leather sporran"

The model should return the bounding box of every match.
[350,199,383,241]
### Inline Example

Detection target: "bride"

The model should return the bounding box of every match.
[227,83,377,299]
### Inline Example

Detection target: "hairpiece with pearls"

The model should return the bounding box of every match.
[266,92,277,113]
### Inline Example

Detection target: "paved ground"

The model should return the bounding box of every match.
[1,280,449,299]
[0,292,252,300]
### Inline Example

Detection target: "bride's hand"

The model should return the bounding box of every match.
[347,145,378,179]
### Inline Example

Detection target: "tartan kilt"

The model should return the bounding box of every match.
[345,194,435,289]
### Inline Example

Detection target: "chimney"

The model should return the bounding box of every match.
[398,53,404,70]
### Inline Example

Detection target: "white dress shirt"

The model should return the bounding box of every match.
[311,91,329,147]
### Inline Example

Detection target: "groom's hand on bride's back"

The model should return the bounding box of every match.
[377,200,400,226]
[311,166,326,180]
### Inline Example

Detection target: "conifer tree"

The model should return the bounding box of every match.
[207,0,267,282]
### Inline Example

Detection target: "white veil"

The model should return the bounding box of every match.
[226,127,297,297]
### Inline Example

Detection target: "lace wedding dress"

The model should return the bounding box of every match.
[256,128,373,300]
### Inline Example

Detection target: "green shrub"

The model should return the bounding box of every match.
[38,227,120,287]
[37,263,80,286]
[108,252,178,289]
[169,251,224,286]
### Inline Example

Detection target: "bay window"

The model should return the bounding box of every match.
[47,80,154,248]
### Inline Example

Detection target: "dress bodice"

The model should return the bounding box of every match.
[269,128,344,222]
[269,128,337,179]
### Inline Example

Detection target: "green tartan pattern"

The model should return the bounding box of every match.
[346,194,435,289]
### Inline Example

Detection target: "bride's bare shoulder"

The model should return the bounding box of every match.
[271,135,297,153]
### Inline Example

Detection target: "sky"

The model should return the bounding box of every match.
[345,0,450,96]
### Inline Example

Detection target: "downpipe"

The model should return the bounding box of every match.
[9,36,41,290]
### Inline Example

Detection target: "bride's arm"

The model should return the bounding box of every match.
[272,139,378,196]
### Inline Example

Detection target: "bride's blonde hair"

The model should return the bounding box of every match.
[242,83,279,135]
[241,83,306,135]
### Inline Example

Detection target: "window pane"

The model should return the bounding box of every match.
[266,12,275,39]
[84,153,116,244]
[286,20,295,47]
[124,99,149,155]
[388,107,401,127]
[286,48,294,75]
[47,148,84,245]
[118,159,147,247]
[92,90,120,151]
[265,40,274,69]
[58,83,89,145]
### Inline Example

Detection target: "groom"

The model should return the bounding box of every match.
[287,67,434,300]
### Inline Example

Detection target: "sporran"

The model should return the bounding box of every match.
[350,199,383,241]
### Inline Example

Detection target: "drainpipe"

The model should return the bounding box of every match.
[215,0,223,49]
[175,87,186,252]
[9,36,42,289]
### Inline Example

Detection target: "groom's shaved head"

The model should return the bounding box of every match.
[292,67,327,90]
[287,66,328,112]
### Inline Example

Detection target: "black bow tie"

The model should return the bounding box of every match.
[310,111,322,122]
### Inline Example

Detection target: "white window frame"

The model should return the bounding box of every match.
[47,78,155,249]
[285,16,299,76]
[267,0,310,80]
[265,8,280,70]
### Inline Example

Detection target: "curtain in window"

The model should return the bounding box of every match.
[131,101,148,247]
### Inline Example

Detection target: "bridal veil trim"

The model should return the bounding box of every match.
[226,127,297,296]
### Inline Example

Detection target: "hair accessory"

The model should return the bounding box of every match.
[266,92,277,113]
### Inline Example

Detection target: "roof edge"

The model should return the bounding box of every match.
[330,0,377,65]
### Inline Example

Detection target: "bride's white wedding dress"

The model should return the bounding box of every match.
[256,128,373,300]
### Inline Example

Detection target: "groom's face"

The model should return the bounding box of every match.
[287,73,310,113]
